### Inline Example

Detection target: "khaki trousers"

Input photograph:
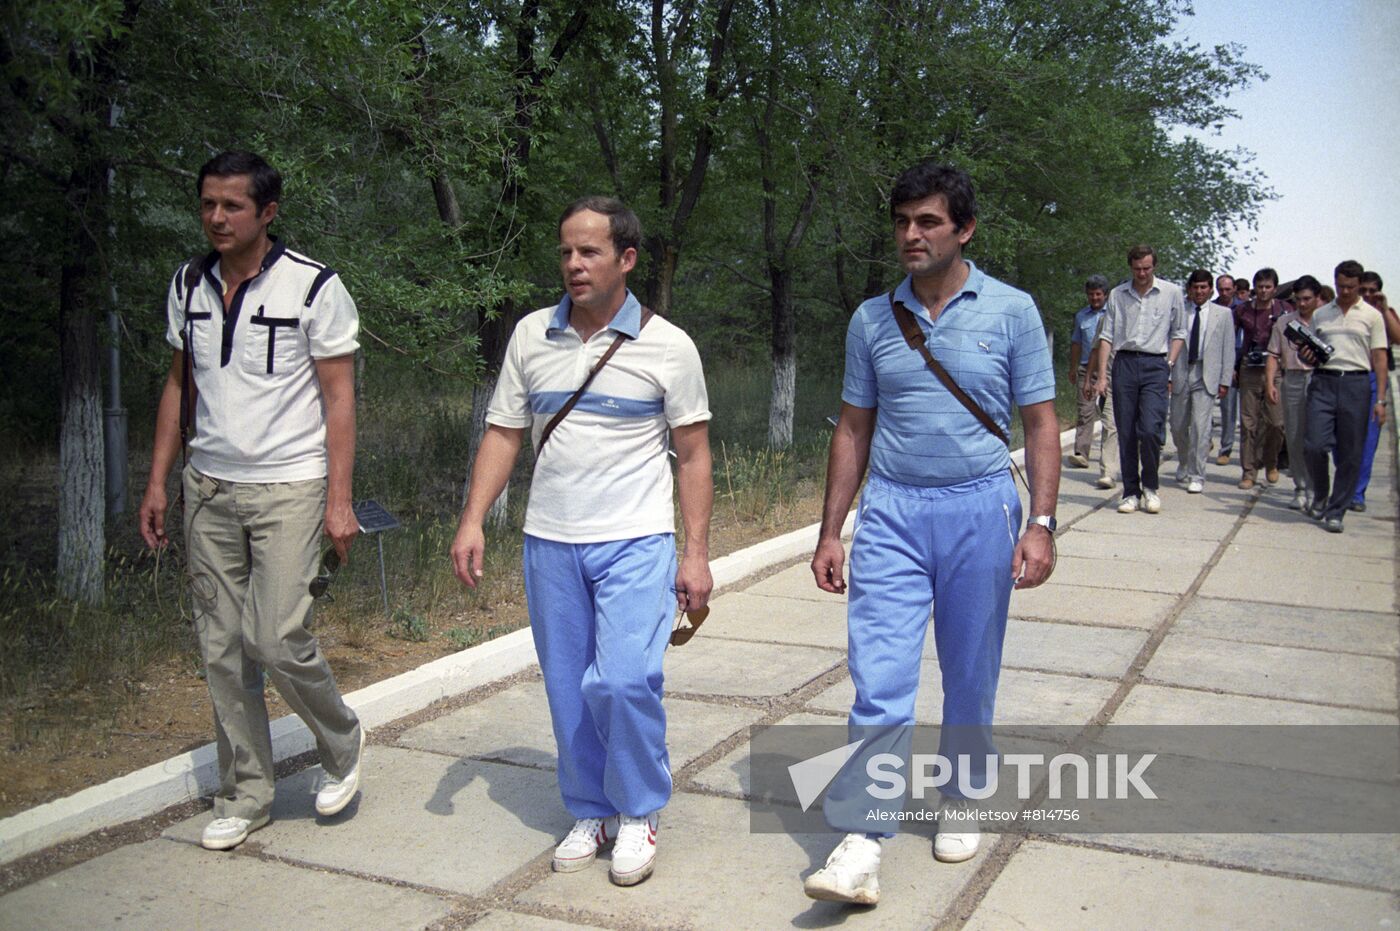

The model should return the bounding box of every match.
[1281,370,1312,494]
[183,466,360,822]
[1238,366,1283,480]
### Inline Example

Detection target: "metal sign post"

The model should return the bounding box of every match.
[353,500,401,617]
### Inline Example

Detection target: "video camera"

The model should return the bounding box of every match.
[1283,320,1333,366]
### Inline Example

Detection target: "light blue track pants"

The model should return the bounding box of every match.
[524,533,675,819]
[825,472,1021,831]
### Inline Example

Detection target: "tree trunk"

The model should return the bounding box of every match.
[766,264,796,449]
[57,161,109,604]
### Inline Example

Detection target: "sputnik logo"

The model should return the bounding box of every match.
[787,739,864,811]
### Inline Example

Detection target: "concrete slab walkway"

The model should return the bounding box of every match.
[2,398,1396,929]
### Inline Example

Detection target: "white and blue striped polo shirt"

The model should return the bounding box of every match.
[487,291,710,543]
[842,264,1055,487]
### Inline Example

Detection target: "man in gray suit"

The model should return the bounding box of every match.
[1170,269,1235,493]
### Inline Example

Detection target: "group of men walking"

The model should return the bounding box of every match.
[1068,252,1397,532]
[137,147,1392,913]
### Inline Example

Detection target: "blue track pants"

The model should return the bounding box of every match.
[825,471,1021,832]
[524,533,675,819]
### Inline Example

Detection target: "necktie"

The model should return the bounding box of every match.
[1188,306,1201,364]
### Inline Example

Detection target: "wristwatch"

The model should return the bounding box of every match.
[1026,515,1057,533]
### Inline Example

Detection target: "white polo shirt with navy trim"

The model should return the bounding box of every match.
[487,291,710,543]
[842,263,1055,487]
[164,239,359,483]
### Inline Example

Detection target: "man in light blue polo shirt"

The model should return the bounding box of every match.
[1068,274,1117,488]
[804,162,1060,907]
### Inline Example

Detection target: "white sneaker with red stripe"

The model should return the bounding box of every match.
[609,812,659,886]
[552,815,620,872]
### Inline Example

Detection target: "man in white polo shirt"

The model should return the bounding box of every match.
[451,196,713,887]
[1302,259,1389,533]
[138,151,365,851]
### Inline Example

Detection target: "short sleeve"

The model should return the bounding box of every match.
[165,267,185,351]
[1098,294,1118,346]
[1168,289,1189,342]
[840,311,877,409]
[1266,317,1285,357]
[1368,310,1388,351]
[662,330,711,428]
[1010,299,1056,407]
[485,323,533,429]
[305,274,360,358]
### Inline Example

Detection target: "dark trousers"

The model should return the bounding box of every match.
[1112,351,1169,499]
[1304,371,1372,522]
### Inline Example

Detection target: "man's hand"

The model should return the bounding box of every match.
[1266,381,1279,405]
[1374,402,1388,425]
[811,537,847,594]
[450,522,486,589]
[325,499,358,562]
[1012,525,1054,589]
[1091,375,1108,399]
[675,551,713,613]
[138,484,169,549]
[1217,385,1230,400]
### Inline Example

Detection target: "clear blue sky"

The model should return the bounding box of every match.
[1173,0,1400,284]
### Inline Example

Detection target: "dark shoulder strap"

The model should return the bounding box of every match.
[888,292,1009,447]
[537,308,655,453]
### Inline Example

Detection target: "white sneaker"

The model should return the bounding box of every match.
[316,726,365,817]
[1288,490,1306,510]
[1142,490,1162,514]
[201,815,265,850]
[553,815,620,872]
[804,833,881,905]
[609,812,659,886]
[934,797,981,863]
[1117,495,1139,513]
[1186,479,1204,494]
[1095,475,1117,490]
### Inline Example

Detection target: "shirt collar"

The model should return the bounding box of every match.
[548,290,644,338]
[208,236,286,285]
[894,261,984,321]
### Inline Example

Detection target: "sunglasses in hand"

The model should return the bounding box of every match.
[309,548,341,599]
[670,605,710,647]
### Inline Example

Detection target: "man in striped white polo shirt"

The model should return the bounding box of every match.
[451,197,713,887]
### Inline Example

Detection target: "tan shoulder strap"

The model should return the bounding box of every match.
[888,292,1009,447]
[537,308,655,452]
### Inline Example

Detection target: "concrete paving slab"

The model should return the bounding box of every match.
[699,590,850,649]
[978,619,1147,678]
[397,681,762,774]
[1113,684,1398,727]
[1054,528,1216,563]
[966,839,1399,930]
[808,665,1116,727]
[0,838,452,930]
[515,791,985,928]
[1143,637,1397,711]
[743,560,841,603]
[688,711,839,798]
[1068,508,1238,541]
[469,911,610,930]
[663,638,842,698]
[1212,544,1395,585]
[164,748,571,895]
[1064,833,1400,891]
[1049,554,1201,595]
[1009,583,1175,630]
[1173,597,1398,657]
[1231,513,1397,549]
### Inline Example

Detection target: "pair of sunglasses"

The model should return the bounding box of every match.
[669,606,710,647]
[309,548,341,599]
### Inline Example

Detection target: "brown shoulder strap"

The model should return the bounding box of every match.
[888,292,1009,447]
[537,307,655,453]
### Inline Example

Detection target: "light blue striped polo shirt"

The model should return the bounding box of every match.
[842,264,1055,487]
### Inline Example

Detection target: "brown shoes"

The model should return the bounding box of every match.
[1266,468,1280,484]
[1238,477,1255,490]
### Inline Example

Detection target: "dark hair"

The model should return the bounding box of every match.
[1234,277,1250,290]
[1186,269,1213,287]
[559,196,642,256]
[1334,259,1365,281]
[1085,274,1109,291]
[197,151,282,212]
[1292,274,1323,296]
[1360,270,1383,289]
[889,162,977,231]
[1126,244,1155,265]
[1253,267,1278,287]
[1216,274,1234,286]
